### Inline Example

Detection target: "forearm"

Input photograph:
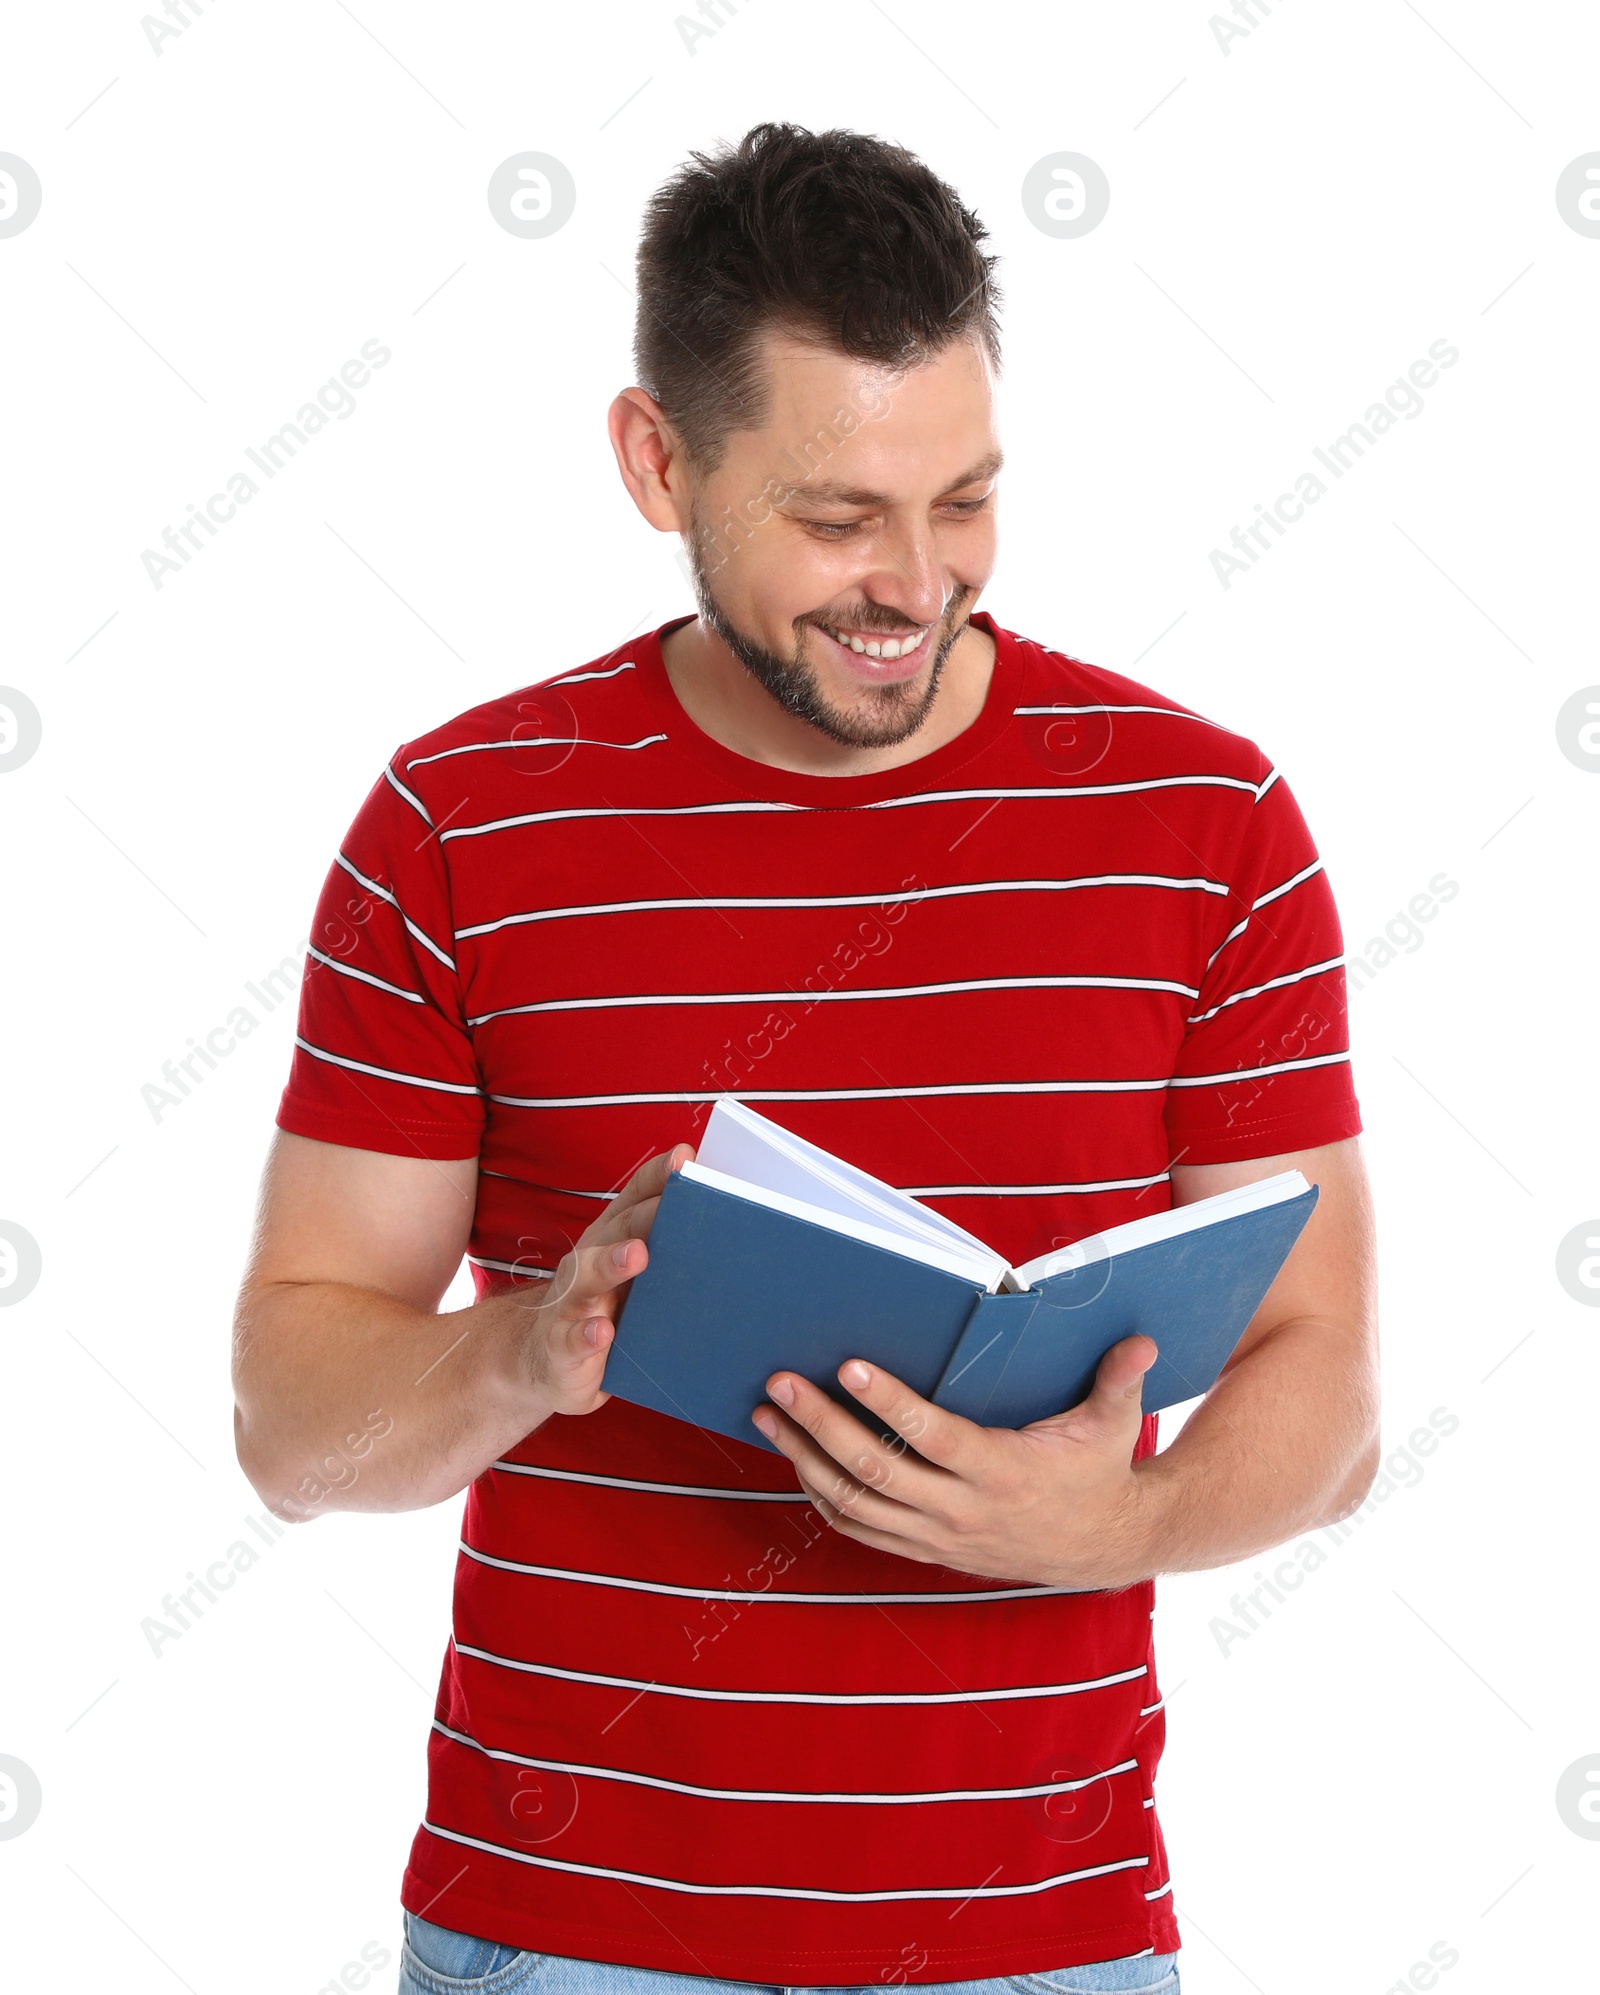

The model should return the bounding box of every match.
[1117,1314,1381,1584]
[233,1277,553,1520]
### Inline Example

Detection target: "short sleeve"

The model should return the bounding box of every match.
[1163,762,1363,1165]
[274,755,487,1160]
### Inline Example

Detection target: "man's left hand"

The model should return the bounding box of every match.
[751,1335,1160,1592]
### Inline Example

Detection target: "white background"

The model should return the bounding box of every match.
[2,3,1596,1989]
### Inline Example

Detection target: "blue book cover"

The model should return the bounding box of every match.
[928,1193,1318,1428]
[605,1170,983,1450]
[606,1121,1319,1457]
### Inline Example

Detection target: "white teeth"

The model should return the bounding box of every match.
[824,626,921,660]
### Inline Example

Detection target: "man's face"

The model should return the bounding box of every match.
[678,331,1001,749]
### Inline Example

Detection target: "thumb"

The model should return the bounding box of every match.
[1088,1333,1158,1419]
[1024,1333,1158,1441]
[537,1242,631,1401]
[541,1307,614,1406]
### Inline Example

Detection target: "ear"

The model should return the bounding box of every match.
[608,387,690,534]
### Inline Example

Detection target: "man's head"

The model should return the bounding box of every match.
[611,123,1003,749]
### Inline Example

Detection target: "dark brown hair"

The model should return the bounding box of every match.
[633,122,1001,472]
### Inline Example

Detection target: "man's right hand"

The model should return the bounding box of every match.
[517,1140,695,1417]
[232,1130,695,1519]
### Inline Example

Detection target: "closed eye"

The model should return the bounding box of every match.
[797,495,993,540]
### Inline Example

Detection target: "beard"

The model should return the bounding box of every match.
[683,504,973,750]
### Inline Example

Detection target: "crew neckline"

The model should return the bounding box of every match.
[631,609,1022,807]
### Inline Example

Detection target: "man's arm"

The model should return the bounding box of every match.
[748,1135,1379,1590]
[1124,1133,1380,1571]
[231,1130,686,1521]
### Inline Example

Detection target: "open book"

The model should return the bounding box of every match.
[607,1098,1318,1455]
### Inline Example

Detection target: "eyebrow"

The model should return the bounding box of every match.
[779,450,1004,510]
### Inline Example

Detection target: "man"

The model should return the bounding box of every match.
[234,123,1377,1993]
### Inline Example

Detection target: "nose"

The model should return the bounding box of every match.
[850,506,960,631]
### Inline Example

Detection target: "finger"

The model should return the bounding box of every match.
[753,1401,915,1536]
[798,1477,943,1565]
[540,1298,617,1400]
[585,1189,666,1253]
[536,1241,654,1404]
[754,1373,945,1523]
[545,1238,645,1324]
[822,1358,983,1474]
[588,1141,695,1248]
[609,1141,695,1219]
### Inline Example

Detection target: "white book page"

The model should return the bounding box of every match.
[677,1159,1010,1291]
[1013,1171,1310,1288]
[695,1099,1001,1262]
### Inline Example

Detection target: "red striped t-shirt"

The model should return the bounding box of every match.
[275,609,1361,1981]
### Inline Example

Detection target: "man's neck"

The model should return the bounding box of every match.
[657,613,999,779]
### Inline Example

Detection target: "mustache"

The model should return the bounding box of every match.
[803,589,972,638]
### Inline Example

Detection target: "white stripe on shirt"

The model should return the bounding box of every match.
[437,775,1264,846]
[542,659,638,687]
[485,1078,1176,1111]
[1204,859,1326,974]
[406,733,669,769]
[514,1169,1173,1204]
[384,765,432,825]
[450,1638,1149,1707]
[293,1036,482,1096]
[485,1057,1347,1112]
[333,852,456,970]
[1167,1050,1350,1089]
[306,944,427,1004]
[1012,701,1236,736]
[458,1539,1087,1601]
[419,1818,1149,1902]
[433,1718,1142,1806]
[456,875,1230,943]
[467,972,1201,1027]
[1186,956,1345,1024]
[1253,857,1324,911]
[491,1461,816,1500]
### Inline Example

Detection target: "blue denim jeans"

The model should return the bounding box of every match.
[397,1909,1180,1993]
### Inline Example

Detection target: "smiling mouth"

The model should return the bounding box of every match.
[811,620,931,664]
